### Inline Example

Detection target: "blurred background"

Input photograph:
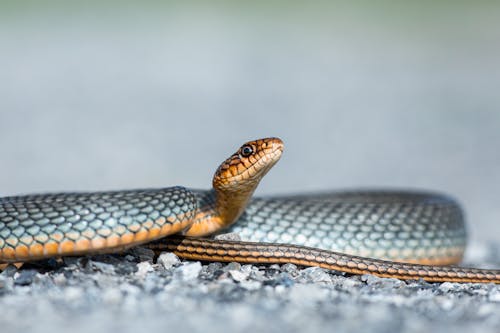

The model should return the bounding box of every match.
[0,1,499,244]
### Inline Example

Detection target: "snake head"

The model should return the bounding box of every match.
[213,137,284,191]
[185,137,284,236]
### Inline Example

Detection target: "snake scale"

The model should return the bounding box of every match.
[1,137,499,283]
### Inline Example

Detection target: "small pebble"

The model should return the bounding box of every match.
[53,273,67,286]
[87,261,115,275]
[239,280,262,291]
[214,233,242,241]
[229,270,248,282]
[361,274,404,289]
[0,275,12,292]
[157,252,181,269]
[135,262,154,278]
[223,262,241,272]
[130,247,155,262]
[300,267,332,283]
[1,265,18,277]
[177,262,202,281]
[13,270,37,286]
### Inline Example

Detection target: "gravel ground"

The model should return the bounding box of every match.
[2,239,500,333]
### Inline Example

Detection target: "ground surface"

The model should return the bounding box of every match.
[1,241,500,333]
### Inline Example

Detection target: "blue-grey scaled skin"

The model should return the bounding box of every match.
[0,186,197,261]
[225,191,466,264]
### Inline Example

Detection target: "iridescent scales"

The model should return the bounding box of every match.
[0,186,196,261]
[228,191,466,265]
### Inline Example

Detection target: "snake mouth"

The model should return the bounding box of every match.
[213,137,283,189]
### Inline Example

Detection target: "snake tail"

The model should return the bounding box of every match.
[149,237,500,284]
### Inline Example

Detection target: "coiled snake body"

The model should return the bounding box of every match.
[1,138,499,283]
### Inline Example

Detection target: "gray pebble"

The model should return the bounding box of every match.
[86,261,116,275]
[239,280,262,291]
[0,275,13,293]
[223,262,241,272]
[135,261,153,278]
[13,270,37,286]
[201,262,224,280]
[299,267,332,283]
[53,273,67,286]
[361,274,405,289]
[214,232,242,241]
[0,264,18,277]
[177,262,202,281]
[228,269,248,282]
[129,247,155,262]
[157,252,180,269]
[62,256,82,267]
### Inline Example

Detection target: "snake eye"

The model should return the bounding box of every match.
[240,145,254,157]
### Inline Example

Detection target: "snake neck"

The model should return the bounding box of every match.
[214,184,256,227]
[183,185,257,236]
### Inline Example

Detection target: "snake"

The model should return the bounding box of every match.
[1,137,499,284]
